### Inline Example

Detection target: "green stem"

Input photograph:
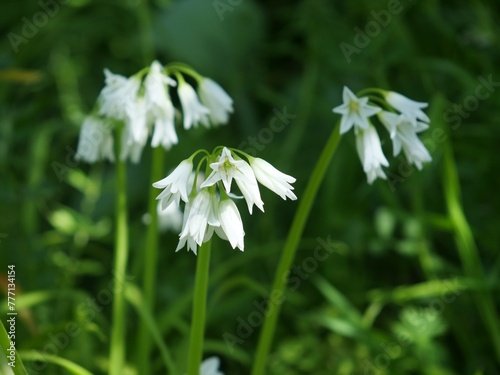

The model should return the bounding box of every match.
[187,241,212,375]
[137,147,164,374]
[251,124,342,375]
[443,143,500,364]
[109,126,130,375]
[135,0,162,372]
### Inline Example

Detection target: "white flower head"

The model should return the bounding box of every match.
[385,91,430,125]
[153,159,194,209]
[378,111,432,170]
[198,78,234,125]
[200,356,224,375]
[75,116,115,163]
[218,198,245,251]
[177,189,220,252]
[355,124,389,184]
[201,147,253,194]
[250,158,297,200]
[98,69,141,120]
[178,81,210,130]
[333,86,381,134]
[145,61,178,149]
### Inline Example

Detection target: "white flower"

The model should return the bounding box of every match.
[75,116,115,163]
[200,356,224,375]
[378,111,432,170]
[145,61,178,149]
[120,123,148,164]
[234,161,264,214]
[355,124,389,184]
[249,158,297,200]
[125,97,148,144]
[153,159,194,209]
[218,198,245,251]
[98,69,140,120]
[201,147,253,193]
[176,200,199,254]
[385,91,430,125]
[333,86,381,134]
[177,189,220,252]
[142,201,183,233]
[178,81,210,129]
[198,78,234,125]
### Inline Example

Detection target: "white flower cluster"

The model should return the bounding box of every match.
[333,86,432,184]
[75,61,233,164]
[153,147,297,254]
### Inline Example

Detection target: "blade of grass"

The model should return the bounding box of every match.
[124,282,177,375]
[0,320,28,375]
[19,351,92,375]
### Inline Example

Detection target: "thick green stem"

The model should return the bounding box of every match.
[251,125,342,375]
[187,241,212,375]
[109,126,130,375]
[443,144,500,364]
[137,147,164,373]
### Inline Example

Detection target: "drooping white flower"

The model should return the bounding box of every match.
[198,78,234,125]
[234,161,264,214]
[385,91,430,126]
[333,86,381,134]
[218,198,245,251]
[177,189,220,251]
[120,122,148,164]
[200,356,224,375]
[98,69,141,120]
[125,97,148,144]
[355,124,389,184]
[75,116,115,163]
[249,157,297,200]
[378,111,432,170]
[178,81,210,130]
[176,200,199,254]
[145,61,178,149]
[201,147,253,193]
[153,159,194,209]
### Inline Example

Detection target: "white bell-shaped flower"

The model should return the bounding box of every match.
[75,116,115,163]
[198,78,233,125]
[385,91,430,126]
[355,124,389,184]
[178,81,210,129]
[249,157,297,200]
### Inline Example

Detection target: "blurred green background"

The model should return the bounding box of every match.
[1,0,500,374]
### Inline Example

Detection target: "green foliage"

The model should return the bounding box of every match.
[1,0,500,373]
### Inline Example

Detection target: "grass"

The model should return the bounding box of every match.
[1,0,500,374]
